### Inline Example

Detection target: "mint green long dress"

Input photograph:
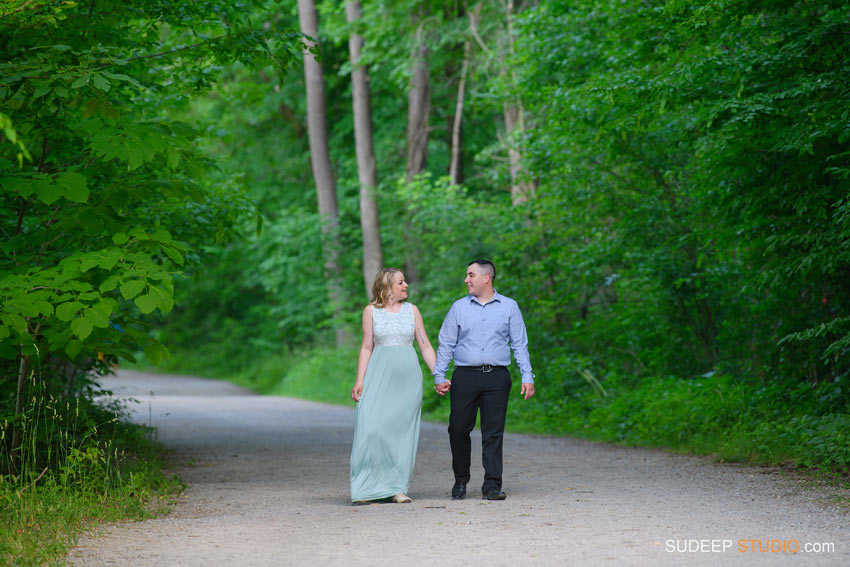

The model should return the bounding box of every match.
[350,302,423,501]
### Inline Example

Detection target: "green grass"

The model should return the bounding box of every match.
[1,394,182,567]
[0,449,180,566]
[265,347,358,404]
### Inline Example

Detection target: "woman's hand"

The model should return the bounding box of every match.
[351,380,364,402]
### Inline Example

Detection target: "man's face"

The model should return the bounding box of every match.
[464,264,488,297]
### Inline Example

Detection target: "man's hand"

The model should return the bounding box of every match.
[520,382,535,400]
[434,381,451,396]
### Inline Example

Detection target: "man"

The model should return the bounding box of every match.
[434,260,535,501]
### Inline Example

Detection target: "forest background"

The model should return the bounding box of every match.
[1,0,849,563]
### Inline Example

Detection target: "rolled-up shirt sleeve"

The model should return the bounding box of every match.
[433,304,458,384]
[509,303,534,384]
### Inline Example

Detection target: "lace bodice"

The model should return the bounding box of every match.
[372,302,415,347]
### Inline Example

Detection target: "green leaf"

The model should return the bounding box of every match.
[92,300,114,320]
[98,248,121,270]
[70,316,93,340]
[71,72,92,89]
[166,147,181,169]
[82,98,100,118]
[99,274,120,293]
[32,84,51,99]
[80,255,100,272]
[185,158,205,178]
[102,72,142,88]
[152,228,172,244]
[65,339,83,359]
[112,232,129,245]
[143,342,169,365]
[135,293,158,314]
[34,177,62,205]
[92,73,111,92]
[70,281,93,292]
[34,300,54,316]
[119,279,145,300]
[85,307,109,328]
[128,227,148,240]
[149,284,174,313]
[1,313,27,335]
[56,171,88,203]
[127,143,145,170]
[0,325,9,340]
[0,177,34,198]
[12,297,39,317]
[100,100,120,120]
[162,245,184,266]
[56,301,82,321]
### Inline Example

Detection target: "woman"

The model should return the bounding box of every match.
[350,268,436,504]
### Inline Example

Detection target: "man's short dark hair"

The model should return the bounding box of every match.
[468,259,496,281]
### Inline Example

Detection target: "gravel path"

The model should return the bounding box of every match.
[67,370,848,566]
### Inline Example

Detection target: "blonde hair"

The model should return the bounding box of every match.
[371,268,402,309]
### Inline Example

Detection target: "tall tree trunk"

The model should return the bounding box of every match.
[404,5,430,285]
[449,40,471,186]
[345,1,383,299]
[297,0,347,345]
[502,0,533,205]
[503,101,532,205]
[406,17,430,182]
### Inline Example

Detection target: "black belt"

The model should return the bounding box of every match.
[459,364,505,373]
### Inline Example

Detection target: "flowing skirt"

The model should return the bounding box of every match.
[350,345,423,501]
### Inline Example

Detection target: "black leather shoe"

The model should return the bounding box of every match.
[482,489,507,501]
[451,481,467,500]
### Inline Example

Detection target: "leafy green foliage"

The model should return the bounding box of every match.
[1,0,300,432]
[509,0,850,381]
[1,2,300,562]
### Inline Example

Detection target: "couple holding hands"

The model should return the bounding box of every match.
[350,260,535,504]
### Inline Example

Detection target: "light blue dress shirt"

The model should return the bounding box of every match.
[433,290,535,384]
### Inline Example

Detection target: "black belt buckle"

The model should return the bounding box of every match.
[481,364,494,373]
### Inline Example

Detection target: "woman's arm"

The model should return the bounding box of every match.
[351,306,374,402]
[411,304,436,373]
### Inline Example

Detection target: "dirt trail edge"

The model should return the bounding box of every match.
[68,370,848,567]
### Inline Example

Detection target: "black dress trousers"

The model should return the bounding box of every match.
[447,365,512,493]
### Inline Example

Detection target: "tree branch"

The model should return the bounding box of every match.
[0,0,37,20]
[19,467,48,493]
[119,30,260,68]
[36,227,69,267]
[466,2,494,58]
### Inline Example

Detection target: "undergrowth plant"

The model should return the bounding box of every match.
[0,366,180,567]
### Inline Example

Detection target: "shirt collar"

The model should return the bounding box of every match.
[469,290,502,306]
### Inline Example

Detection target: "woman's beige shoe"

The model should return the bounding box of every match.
[392,493,412,503]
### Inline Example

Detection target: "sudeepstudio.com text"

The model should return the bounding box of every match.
[665,539,835,554]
